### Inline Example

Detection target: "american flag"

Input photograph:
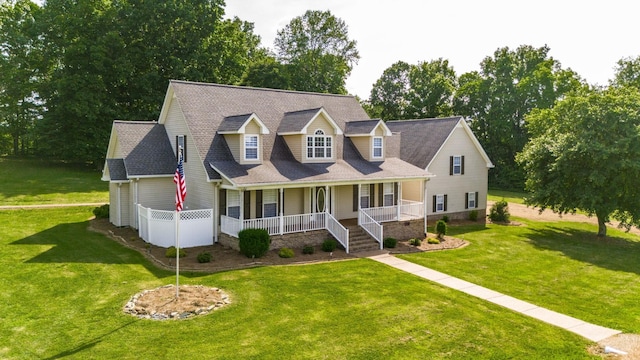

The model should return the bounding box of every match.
[174,149,187,211]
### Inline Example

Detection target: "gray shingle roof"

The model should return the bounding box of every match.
[344,120,381,135]
[218,114,253,133]
[277,108,322,133]
[108,121,176,178]
[169,81,374,180]
[386,117,462,169]
[106,159,127,181]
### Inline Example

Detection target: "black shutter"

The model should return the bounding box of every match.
[219,189,226,216]
[465,192,469,209]
[444,194,448,212]
[183,136,187,162]
[394,182,399,206]
[353,185,358,211]
[369,184,375,208]
[432,195,437,212]
[449,156,453,175]
[243,191,250,219]
[176,135,179,160]
[378,184,383,208]
[256,190,263,218]
[475,192,479,208]
[461,155,465,175]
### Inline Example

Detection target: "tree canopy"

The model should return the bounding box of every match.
[517,87,640,236]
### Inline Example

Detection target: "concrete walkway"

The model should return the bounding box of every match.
[369,253,621,342]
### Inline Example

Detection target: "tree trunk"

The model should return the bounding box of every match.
[596,213,607,237]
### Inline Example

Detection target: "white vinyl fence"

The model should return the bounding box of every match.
[138,205,213,248]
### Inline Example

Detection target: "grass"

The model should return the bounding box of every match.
[403,218,640,334]
[0,207,598,359]
[487,188,527,204]
[0,157,108,205]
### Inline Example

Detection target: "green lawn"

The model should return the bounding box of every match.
[407,219,640,334]
[0,157,108,205]
[487,189,527,204]
[1,207,597,359]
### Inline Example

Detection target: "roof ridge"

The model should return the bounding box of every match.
[387,116,462,123]
[113,120,158,124]
[169,80,357,99]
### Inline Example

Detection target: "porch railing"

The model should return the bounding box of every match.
[358,209,383,249]
[362,206,397,223]
[326,213,349,253]
[400,199,424,219]
[221,212,327,237]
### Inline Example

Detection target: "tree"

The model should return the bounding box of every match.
[240,53,291,90]
[454,45,585,189]
[0,0,43,156]
[368,59,456,120]
[612,56,640,90]
[274,10,359,94]
[517,87,640,237]
[35,0,260,166]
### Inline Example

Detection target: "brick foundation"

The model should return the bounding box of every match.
[427,209,487,223]
[218,230,332,251]
[383,219,426,241]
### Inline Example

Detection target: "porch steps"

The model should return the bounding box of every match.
[344,225,380,253]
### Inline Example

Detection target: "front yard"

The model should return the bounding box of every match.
[0,207,600,359]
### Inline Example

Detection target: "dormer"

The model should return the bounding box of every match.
[218,113,269,164]
[277,108,343,163]
[344,120,392,161]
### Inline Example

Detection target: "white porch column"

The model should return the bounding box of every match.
[279,188,284,235]
[239,190,244,222]
[324,185,329,227]
[357,184,362,225]
[423,180,428,236]
[397,181,402,220]
[213,184,218,243]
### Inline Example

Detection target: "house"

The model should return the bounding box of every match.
[102,80,491,253]
[386,117,494,222]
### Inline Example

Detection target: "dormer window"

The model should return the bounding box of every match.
[372,137,383,159]
[306,129,332,159]
[244,135,258,160]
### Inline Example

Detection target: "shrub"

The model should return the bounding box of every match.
[238,228,271,258]
[489,200,510,223]
[469,210,479,221]
[278,248,295,258]
[93,204,109,219]
[428,237,440,244]
[383,237,397,248]
[441,215,449,223]
[302,245,315,255]
[409,238,422,246]
[435,220,447,239]
[165,246,186,258]
[321,239,337,252]
[197,252,211,263]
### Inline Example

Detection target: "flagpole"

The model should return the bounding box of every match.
[175,208,180,298]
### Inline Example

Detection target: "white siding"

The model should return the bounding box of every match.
[283,134,304,162]
[426,124,489,216]
[224,134,241,162]
[335,185,357,220]
[109,182,130,226]
[351,136,370,160]
[137,178,175,211]
[284,188,303,215]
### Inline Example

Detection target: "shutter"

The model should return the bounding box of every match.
[243,191,250,219]
[369,184,375,208]
[183,136,187,162]
[475,191,479,208]
[353,185,358,211]
[461,155,465,175]
[449,156,453,175]
[219,189,226,216]
[394,182,399,206]
[256,190,263,218]
[175,135,179,160]
[444,194,448,212]
[465,192,469,209]
[378,184,383,208]
[432,195,437,213]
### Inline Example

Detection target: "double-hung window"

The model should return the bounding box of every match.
[467,191,476,209]
[436,194,445,212]
[263,189,277,218]
[306,130,332,159]
[227,191,240,219]
[383,183,394,207]
[452,156,462,175]
[360,184,370,208]
[372,137,383,159]
[244,135,258,160]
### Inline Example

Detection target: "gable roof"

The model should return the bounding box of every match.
[387,116,493,170]
[277,107,343,135]
[218,113,270,134]
[103,121,176,180]
[344,119,392,136]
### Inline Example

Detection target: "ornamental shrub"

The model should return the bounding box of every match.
[278,248,295,258]
[93,204,109,219]
[197,252,212,263]
[238,228,271,258]
[489,200,510,223]
[383,237,397,248]
[409,238,422,246]
[321,239,337,252]
[428,237,440,244]
[302,245,315,255]
[165,246,186,258]
[468,210,479,221]
[441,215,449,223]
[436,220,447,239]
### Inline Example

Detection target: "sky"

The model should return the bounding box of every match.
[224,0,640,98]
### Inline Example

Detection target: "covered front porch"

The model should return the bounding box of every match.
[219,181,427,253]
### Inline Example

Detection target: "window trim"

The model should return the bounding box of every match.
[176,135,187,162]
[244,135,259,160]
[227,190,240,219]
[262,189,277,218]
[383,182,394,207]
[360,184,370,209]
[435,194,445,212]
[467,191,476,209]
[372,136,383,159]
[452,155,462,175]
[306,129,333,160]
